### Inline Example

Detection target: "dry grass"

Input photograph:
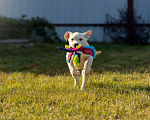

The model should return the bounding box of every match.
[0,43,150,119]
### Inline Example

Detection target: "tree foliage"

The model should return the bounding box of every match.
[0,15,60,43]
[105,8,150,45]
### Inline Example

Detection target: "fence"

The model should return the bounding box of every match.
[0,0,149,42]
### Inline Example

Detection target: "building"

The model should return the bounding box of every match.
[0,0,149,42]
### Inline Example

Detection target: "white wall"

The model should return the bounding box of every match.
[134,0,150,23]
[1,0,149,41]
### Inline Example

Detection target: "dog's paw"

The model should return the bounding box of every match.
[96,51,102,55]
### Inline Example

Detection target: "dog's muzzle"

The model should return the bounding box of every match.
[74,43,79,48]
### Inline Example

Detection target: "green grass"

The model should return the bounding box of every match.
[0,43,150,119]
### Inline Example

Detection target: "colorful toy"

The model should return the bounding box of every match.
[73,53,81,67]
[65,45,70,49]
[57,45,96,67]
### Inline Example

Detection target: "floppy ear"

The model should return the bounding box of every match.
[84,30,93,40]
[64,31,72,42]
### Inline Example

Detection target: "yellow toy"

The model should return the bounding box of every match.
[65,45,69,49]
[65,44,81,49]
[73,55,80,67]
[76,44,82,49]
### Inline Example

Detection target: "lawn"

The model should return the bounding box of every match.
[0,43,150,119]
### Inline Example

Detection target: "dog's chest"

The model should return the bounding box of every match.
[66,51,92,69]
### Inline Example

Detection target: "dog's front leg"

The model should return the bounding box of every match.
[81,56,93,90]
[67,62,80,88]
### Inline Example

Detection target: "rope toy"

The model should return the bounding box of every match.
[57,45,96,67]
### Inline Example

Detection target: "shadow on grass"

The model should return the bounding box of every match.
[89,82,150,94]
[0,43,150,76]
[0,43,70,76]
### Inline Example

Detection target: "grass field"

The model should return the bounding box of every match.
[0,43,150,119]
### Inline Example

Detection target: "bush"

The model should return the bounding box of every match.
[0,15,60,43]
[105,8,150,45]
[0,16,26,39]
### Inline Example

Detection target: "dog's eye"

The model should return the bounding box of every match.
[79,38,83,41]
[71,38,74,41]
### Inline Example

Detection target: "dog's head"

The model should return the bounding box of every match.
[64,30,93,48]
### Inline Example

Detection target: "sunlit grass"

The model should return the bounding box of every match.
[0,72,150,119]
[0,43,150,119]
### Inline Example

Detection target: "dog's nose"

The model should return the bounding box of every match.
[74,43,79,48]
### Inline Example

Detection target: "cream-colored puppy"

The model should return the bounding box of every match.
[64,30,101,90]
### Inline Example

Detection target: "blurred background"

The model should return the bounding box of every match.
[0,0,149,45]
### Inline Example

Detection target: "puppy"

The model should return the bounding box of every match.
[64,30,101,90]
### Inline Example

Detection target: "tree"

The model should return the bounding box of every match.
[105,8,150,45]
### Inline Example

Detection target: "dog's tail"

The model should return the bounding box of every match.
[96,51,102,56]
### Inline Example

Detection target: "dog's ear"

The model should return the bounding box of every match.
[84,30,93,40]
[64,31,72,42]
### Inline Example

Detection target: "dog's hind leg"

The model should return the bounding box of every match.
[67,63,80,88]
[81,56,93,90]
